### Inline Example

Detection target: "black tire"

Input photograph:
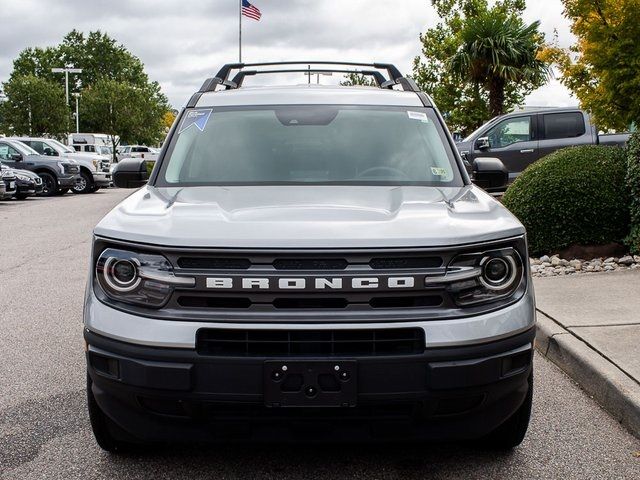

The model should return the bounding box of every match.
[38,172,58,197]
[87,374,136,453]
[72,171,94,194]
[484,374,533,449]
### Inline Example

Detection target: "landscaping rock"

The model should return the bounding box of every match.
[529,253,638,277]
[618,255,635,265]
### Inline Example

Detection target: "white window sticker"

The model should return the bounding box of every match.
[431,167,448,176]
[407,111,429,122]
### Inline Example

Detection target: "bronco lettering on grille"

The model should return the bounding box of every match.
[205,276,417,290]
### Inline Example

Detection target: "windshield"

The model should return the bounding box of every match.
[48,139,76,153]
[10,141,39,156]
[96,146,113,155]
[158,106,463,187]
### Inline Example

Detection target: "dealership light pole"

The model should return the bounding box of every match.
[72,93,80,133]
[51,67,82,105]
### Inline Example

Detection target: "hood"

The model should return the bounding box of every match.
[95,185,525,249]
[10,168,40,180]
[64,152,108,164]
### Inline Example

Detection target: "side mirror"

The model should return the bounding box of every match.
[113,158,149,188]
[476,137,490,151]
[10,153,22,161]
[472,157,509,190]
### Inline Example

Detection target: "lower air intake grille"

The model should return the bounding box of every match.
[196,328,425,357]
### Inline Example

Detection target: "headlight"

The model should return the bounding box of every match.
[16,174,31,181]
[57,162,66,174]
[95,248,195,308]
[435,247,524,307]
[92,159,100,170]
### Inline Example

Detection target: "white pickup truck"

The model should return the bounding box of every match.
[12,137,112,194]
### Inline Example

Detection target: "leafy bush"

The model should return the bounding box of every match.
[625,132,640,254]
[502,146,630,255]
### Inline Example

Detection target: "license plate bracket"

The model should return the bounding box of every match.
[264,360,357,407]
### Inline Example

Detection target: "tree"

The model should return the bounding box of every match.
[340,73,378,87]
[449,11,550,118]
[542,0,640,131]
[3,30,170,140]
[80,79,168,154]
[413,0,550,135]
[0,75,68,136]
[9,30,148,92]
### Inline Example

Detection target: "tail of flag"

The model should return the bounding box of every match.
[242,0,262,21]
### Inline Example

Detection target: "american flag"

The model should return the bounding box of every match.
[242,0,262,21]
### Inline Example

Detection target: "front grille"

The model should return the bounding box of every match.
[167,249,452,314]
[63,164,80,174]
[176,293,443,310]
[196,328,425,357]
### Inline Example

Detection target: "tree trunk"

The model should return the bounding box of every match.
[488,76,506,118]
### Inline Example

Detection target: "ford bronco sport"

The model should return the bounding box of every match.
[85,61,535,452]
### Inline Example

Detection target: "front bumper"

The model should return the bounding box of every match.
[59,174,80,188]
[93,171,112,187]
[86,327,534,442]
[1,179,17,199]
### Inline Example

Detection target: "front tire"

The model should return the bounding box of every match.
[484,373,533,449]
[72,172,94,194]
[87,374,136,453]
[38,172,58,197]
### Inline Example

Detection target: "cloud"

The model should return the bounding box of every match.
[0,0,575,109]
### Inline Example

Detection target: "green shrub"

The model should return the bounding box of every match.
[502,145,630,255]
[625,132,640,254]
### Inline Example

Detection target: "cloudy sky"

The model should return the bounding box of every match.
[1,0,577,109]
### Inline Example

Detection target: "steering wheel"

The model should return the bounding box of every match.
[357,166,410,180]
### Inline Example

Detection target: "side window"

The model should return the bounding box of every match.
[27,141,45,154]
[543,112,586,139]
[86,145,96,152]
[0,144,19,160]
[486,116,532,148]
[73,146,81,152]
[0,143,9,160]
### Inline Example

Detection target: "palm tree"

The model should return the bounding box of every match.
[449,11,550,118]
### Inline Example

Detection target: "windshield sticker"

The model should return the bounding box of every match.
[407,111,429,122]
[179,109,213,134]
[431,167,448,176]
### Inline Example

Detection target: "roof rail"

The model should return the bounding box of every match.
[198,61,419,93]
[230,68,389,89]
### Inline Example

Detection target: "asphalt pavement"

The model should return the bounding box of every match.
[1,189,639,479]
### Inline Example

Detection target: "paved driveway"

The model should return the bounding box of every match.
[1,189,638,479]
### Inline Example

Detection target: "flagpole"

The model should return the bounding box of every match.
[239,0,242,62]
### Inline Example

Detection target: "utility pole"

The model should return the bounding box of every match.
[51,67,82,105]
[72,93,80,133]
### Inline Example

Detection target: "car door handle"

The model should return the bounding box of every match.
[520,149,535,153]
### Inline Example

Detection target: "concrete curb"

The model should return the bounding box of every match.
[535,312,640,439]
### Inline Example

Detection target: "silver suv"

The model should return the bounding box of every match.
[85,61,535,452]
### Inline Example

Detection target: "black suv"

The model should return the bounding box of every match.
[0,139,80,196]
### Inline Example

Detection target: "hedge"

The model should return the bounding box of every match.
[502,145,630,255]
[625,132,640,254]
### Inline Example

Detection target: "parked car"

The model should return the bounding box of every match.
[0,167,17,200]
[11,137,112,194]
[0,164,42,199]
[86,61,534,453]
[0,138,80,196]
[117,145,159,163]
[68,133,118,164]
[457,107,631,192]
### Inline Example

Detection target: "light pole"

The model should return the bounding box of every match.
[72,93,80,133]
[51,67,82,105]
